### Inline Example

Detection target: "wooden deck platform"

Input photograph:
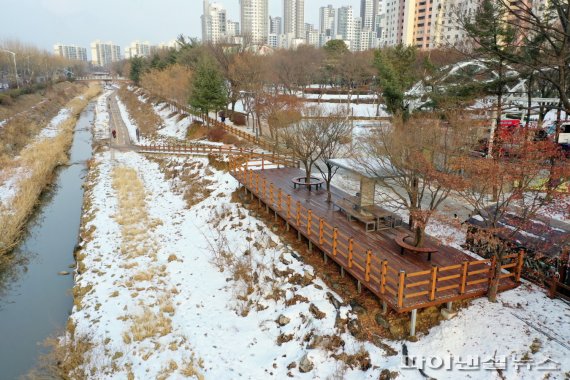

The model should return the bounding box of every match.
[230,164,522,313]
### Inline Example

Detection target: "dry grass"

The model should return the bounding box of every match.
[0,83,101,257]
[180,354,205,379]
[117,86,162,136]
[123,308,173,342]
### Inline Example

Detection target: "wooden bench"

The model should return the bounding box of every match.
[291,176,324,191]
[394,233,438,261]
[334,198,376,232]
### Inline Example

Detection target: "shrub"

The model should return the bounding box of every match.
[207,126,226,142]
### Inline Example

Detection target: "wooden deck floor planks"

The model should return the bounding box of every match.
[233,166,519,312]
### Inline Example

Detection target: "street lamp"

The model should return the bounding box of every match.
[0,48,19,89]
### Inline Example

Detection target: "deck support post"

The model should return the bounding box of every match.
[308,241,313,252]
[382,301,388,314]
[286,222,290,231]
[297,231,301,241]
[410,309,417,337]
[357,280,362,293]
[274,210,277,221]
[446,302,453,311]
[340,267,345,278]
[323,252,328,263]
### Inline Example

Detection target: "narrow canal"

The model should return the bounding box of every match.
[0,102,95,379]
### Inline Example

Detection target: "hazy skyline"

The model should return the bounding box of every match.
[1,0,364,54]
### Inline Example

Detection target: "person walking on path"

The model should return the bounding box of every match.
[136,128,140,142]
[112,129,117,139]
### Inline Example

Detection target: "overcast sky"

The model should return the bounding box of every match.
[1,0,363,53]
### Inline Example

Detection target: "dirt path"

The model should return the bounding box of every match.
[108,91,132,148]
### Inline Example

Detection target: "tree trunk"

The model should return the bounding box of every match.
[303,161,311,184]
[413,225,425,248]
[487,254,502,302]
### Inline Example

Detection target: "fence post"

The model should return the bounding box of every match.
[548,275,558,298]
[256,173,260,195]
[277,189,282,211]
[307,210,312,237]
[460,261,468,294]
[348,238,354,268]
[333,227,338,256]
[380,260,388,294]
[269,183,274,206]
[515,250,525,282]
[296,201,301,227]
[365,250,372,282]
[429,265,438,301]
[397,271,406,308]
[319,218,324,245]
[287,195,292,220]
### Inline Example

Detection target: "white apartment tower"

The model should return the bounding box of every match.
[90,41,121,67]
[360,0,379,32]
[337,6,356,49]
[124,41,152,59]
[202,1,227,44]
[319,5,336,37]
[53,44,88,61]
[239,0,269,45]
[284,0,305,40]
[270,16,283,35]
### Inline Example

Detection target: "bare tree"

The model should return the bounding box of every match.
[456,134,569,301]
[313,110,353,203]
[358,114,472,247]
[279,106,325,183]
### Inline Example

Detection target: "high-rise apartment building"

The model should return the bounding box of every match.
[284,0,305,40]
[337,6,356,49]
[226,20,240,36]
[202,1,227,44]
[239,0,269,45]
[53,44,88,61]
[270,16,282,35]
[90,41,121,67]
[124,41,152,59]
[319,5,336,37]
[360,0,379,32]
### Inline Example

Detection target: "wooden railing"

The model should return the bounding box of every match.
[229,162,525,312]
[138,143,298,169]
[548,276,570,301]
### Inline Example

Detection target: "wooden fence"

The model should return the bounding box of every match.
[229,160,524,312]
[548,276,570,302]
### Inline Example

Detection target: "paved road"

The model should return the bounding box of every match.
[107,91,132,148]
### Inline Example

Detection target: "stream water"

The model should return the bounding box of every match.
[0,102,94,379]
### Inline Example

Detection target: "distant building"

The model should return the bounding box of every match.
[360,0,379,32]
[239,0,269,45]
[202,1,227,44]
[270,16,282,35]
[284,0,305,40]
[124,41,152,59]
[319,5,336,37]
[226,20,240,37]
[90,40,121,66]
[53,44,88,61]
[305,24,320,46]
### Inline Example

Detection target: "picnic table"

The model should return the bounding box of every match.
[361,205,403,230]
[291,176,324,191]
[333,198,377,232]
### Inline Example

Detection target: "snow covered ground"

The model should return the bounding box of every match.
[72,147,570,379]
[115,95,152,145]
[153,102,192,140]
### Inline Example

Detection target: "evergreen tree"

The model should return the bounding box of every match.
[373,44,418,120]
[129,56,146,85]
[189,58,227,125]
